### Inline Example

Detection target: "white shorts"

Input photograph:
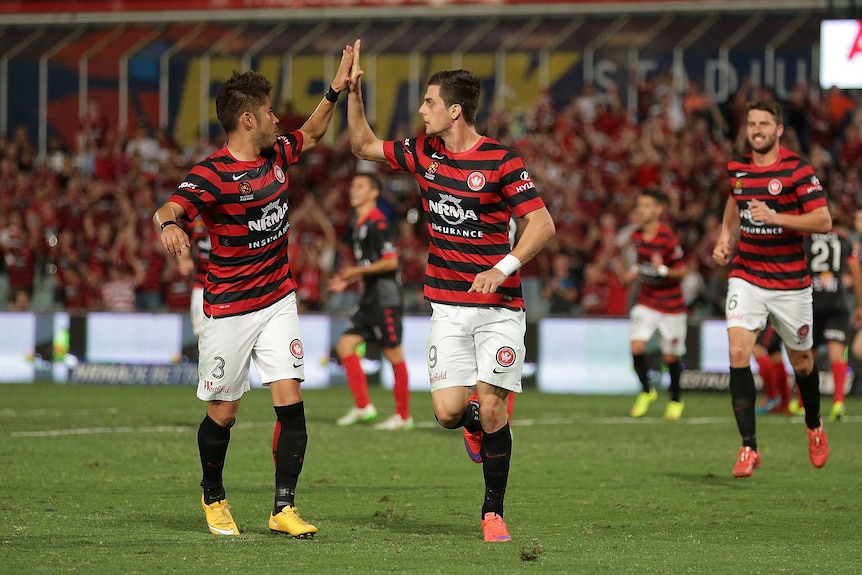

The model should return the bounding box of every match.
[629,304,687,356]
[725,277,813,351]
[197,292,305,401]
[190,287,204,337]
[427,303,526,394]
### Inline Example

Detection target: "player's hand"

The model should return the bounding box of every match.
[348,39,364,92]
[712,241,731,266]
[331,43,354,93]
[748,199,777,225]
[339,266,364,283]
[468,268,506,295]
[328,275,348,293]
[160,225,190,257]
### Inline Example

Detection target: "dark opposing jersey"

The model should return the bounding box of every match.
[352,207,402,308]
[168,134,302,317]
[383,134,545,310]
[189,216,211,289]
[631,223,686,313]
[805,231,854,311]
[726,146,827,290]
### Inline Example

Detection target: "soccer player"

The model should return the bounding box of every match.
[624,189,687,420]
[346,39,555,542]
[712,99,832,478]
[152,48,354,537]
[331,173,413,430]
[803,227,862,421]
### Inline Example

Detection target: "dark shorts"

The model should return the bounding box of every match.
[813,307,849,347]
[344,305,404,348]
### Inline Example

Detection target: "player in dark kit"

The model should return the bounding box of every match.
[153,49,354,537]
[347,39,555,542]
[624,189,688,420]
[713,99,832,478]
[803,229,862,421]
[331,173,413,430]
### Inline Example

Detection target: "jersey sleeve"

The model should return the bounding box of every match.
[278,132,303,166]
[384,137,417,174]
[169,163,221,222]
[792,160,827,213]
[498,151,545,218]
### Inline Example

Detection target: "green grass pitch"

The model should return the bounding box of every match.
[2,383,860,574]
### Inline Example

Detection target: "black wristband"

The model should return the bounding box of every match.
[325,86,339,103]
[160,220,178,231]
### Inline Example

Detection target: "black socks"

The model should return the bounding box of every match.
[729,367,757,451]
[795,368,822,429]
[633,353,650,393]
[198,414,232,504]
[481,423,512,518]
[273,402,308,514]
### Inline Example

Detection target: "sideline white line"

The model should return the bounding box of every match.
[11,414,861,437]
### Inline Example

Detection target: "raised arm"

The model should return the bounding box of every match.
[298,44,354,149]
[346,39,386,162]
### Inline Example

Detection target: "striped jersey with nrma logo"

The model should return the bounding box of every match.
[169,134,302,317]
[726,145,827,290]
[631,223,686,313]
[384,135,546,310]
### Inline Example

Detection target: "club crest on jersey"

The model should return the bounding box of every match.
[467,171,486,191]
[767,178,783,195]
[424,161,439,181]
[496,346,516,367]
[290,339,304,359]
[274,164,285,184]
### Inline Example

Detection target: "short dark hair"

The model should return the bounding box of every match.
[745,99,783,125]
[641,188,666,205]
[215,71,272,134]
[427,69,481,125]
[354,172,382,193]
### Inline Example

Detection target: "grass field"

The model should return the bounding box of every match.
[2,383,860,575]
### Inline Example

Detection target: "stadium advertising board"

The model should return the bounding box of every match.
[820,19,862,89]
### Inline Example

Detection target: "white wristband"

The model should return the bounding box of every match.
[656,264,669,277]
[493,254,522,277]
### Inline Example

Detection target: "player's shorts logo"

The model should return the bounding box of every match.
[467,171,486,191]
[768,178,783,195]
[496,346,516,367]
[290,339,304,359]
[797,325,810,339]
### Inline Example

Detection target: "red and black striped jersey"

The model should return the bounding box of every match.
[631,223,686,313]
[384,135,545,310]
[726,146,827,290]
[189,216,210,289]
[168,133,302,317]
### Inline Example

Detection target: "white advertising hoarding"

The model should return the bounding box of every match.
[820,19,862,89]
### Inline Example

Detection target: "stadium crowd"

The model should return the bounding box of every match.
[1,76,860,317]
